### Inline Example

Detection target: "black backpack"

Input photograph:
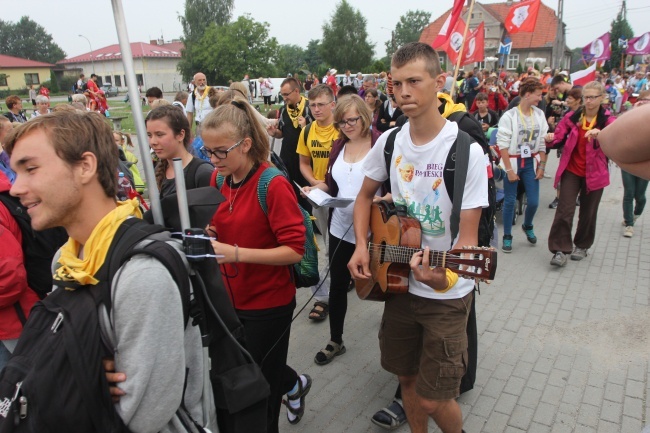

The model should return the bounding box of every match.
[0,192,68,300]
[382,111,497,247]
[0,218,269,433]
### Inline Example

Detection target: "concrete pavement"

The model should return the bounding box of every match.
[279,154,650,432]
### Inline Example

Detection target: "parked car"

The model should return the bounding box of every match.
[101,83,118,97]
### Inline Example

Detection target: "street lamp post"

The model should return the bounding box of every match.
[79,34,95,74]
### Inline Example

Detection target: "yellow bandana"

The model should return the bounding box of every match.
[54,199,143,287]
[580,114,597,131]
[287,96,307,128]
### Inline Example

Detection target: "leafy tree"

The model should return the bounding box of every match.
[608,8,634,72]
[0,17,65,63]
[179,0,234,43]
[303,39,326,75]
[178,0,234,80]
[385,10,432,58]
[368,58,388,73]
[180,15,278,85]
[275,45,306,77]
[320,0,374,73]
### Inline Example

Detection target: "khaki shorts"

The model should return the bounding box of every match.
[379,291,473,400]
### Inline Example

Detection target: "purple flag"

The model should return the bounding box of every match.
[582,32,611,62]
[627,32,650,55]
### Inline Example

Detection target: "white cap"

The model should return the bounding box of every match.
[330,68,337,75]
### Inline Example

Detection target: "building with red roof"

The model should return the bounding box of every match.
[57,39,185,93]
[0,54,54,91]
[420,0,571,72]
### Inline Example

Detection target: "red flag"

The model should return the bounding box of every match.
[504,0,541,34]
[432,0,465,49]
[462,22,485,66]
[441,18,467,65]
[570,62,597,87]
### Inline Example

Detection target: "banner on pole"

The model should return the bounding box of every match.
[440,18,467,65]
[582,33,611,63]
[627,32,650,55]
[504,0,541,34]
[432,0,465,49]
[462,22,485,67]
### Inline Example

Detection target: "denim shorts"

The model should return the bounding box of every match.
[379,291,473,400]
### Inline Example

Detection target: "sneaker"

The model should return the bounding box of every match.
[502,235,513,253]
[522,224,537,244]
[550,252,567,267]
[549,198,559,209]
[634,214,640,221]
[624,226,634,238]
[570,247,588,261]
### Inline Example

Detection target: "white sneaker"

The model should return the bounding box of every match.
[624,226,634,238]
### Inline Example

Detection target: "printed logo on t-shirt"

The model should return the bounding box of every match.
[310,139,331,160]
[393,153,446,237]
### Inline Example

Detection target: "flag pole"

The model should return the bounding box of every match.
[110,0,164,225]
[450,0,477,100]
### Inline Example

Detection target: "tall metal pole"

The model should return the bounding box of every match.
[553,0,565,70]
[450,0,477,100]
[110,0,163,225]
[78,34,95,74]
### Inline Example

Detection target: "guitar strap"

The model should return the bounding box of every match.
[449,130,473,248]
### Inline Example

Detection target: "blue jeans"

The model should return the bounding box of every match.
[622,170,648,226]
[503,157,539,236]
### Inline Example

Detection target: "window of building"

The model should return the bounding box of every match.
[471,12,483,19]
[114,75,122,87]
[0,75,7,86]
[507,54,519,70]
[24,73,40,86]
[136,74,144,86]
[474,61,486,70]
[104,75,112,85]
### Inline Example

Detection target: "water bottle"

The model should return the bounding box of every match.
[105,109,111,118]
[117,172,133,201]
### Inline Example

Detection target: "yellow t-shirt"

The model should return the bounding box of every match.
[296,122,339,181]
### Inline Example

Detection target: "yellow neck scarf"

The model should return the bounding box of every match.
[54,199,142,288]
[580,114,597,131]
[287,96,307,128]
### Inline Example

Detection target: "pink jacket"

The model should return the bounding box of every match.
[549,107,615,193]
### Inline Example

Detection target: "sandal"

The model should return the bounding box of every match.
[282,374,312,424]
[314,340,346,365]
[371,399,407,430]
[308,301,329,321]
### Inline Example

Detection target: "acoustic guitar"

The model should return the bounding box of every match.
[355,202,497,302]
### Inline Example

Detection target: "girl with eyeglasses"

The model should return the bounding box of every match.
[145,105,213,199]
[546,81,616,266]
[202,98,311,431]
[301,95,384,366]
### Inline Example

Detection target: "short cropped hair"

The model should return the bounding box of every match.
[5,95,21,110]
[4,111,118,198]
[583,81,605,94]
[35,95,49,105]
[145,87,163,99]
[281,77,301,91]
[567,87,583,101]
[174,91,188,103]
[392,42,442,78]
[550,75,568,87]
[475,92,488,102]
[307,84,334,101]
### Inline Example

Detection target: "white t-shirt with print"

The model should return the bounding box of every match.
[362,120,489,300]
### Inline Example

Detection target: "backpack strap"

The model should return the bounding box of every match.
[448,130,474,248]
[382,127,402,194]
[184,158,210,190]
[257,167,284,215]
[302,121,313,150]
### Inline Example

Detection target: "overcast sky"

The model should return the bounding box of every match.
[4,0,649,59]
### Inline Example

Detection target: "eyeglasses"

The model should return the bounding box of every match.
[308,102,332,109]
[280,89,295,98]
[337,116,361,128]
[583,95,603,101]
[200,139,243,159]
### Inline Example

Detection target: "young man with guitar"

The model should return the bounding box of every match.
[348,42,489,433]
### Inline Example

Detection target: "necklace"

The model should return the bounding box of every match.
[344,141,368,172]
[228,176,241,214]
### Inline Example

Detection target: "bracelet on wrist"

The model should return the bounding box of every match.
[506,169,514,173]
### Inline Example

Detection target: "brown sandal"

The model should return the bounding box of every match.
[308,301,329,321]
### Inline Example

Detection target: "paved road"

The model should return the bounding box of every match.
[279,154,650,432]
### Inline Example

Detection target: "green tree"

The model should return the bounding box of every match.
[303,39,326,75]
[0,17,65,63]
[385,10,432,58]
[180,15,278,85]
[320,0,374,73]
[275,45,306,77]
[178,0,234,80]
[608,8,634,72]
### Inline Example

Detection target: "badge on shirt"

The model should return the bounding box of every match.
[520,144,532,158]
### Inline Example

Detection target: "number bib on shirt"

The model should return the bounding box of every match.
[520,144,532,158]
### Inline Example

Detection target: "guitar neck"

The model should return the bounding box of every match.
[369,243,454,270]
